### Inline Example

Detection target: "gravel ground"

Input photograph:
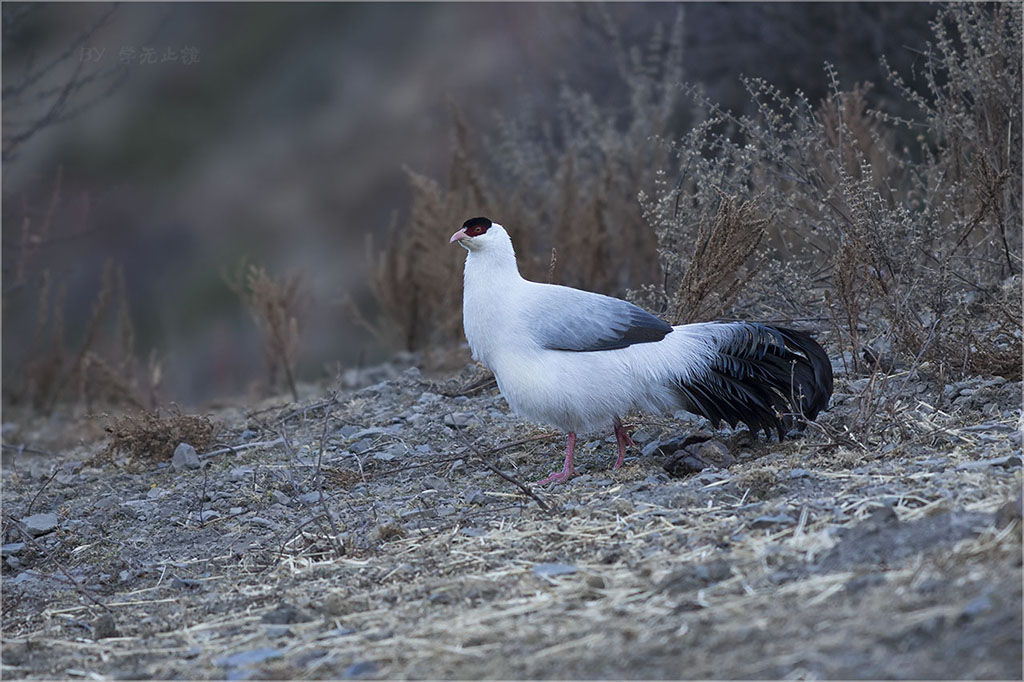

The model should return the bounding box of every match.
[2,359,1021,679]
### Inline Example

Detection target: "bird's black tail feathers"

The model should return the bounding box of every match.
[673,323,834,440]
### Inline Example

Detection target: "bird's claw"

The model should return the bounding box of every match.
[535,468,576,486]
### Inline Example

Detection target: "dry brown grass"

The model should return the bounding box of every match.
[638,190,771,324]
[96,407,215,464]
[13,260,156,413]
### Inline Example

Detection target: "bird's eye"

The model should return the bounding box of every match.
[462,216,492,237]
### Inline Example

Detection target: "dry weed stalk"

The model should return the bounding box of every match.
[640,188,770,324]
[226,260,309,401]
[12,259,152,412]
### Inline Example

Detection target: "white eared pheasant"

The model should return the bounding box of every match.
[450,217,833,486]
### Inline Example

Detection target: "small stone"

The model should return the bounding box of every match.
[20,513,59,537]
[321,626,356,638]
[2,543,25,556]
[956,455,1022,470]
[787,468,812,479]
[342,661,378,679]
[420,475,448,491]
[297,492,322,506]
[199,510,221,522]
[172,443,201,471]
[348,426,392,440]
[662,436,734,477]
[94,495,119,510]
[92,613,120,639]
[271,490,291,506]
[995,494,1022,529]
[147,487,167,500]
[229,467,255,482]
[533,563,577,578]
[262,603,312,624]
[751,513,796,528]
[585,574,606,589]
[444,412,480,428]
[958,595,993,623]
[320,591,353,617]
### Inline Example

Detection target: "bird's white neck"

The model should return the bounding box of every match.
[461,229,524,367]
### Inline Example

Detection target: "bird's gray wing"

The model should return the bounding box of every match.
[523,284,673,352]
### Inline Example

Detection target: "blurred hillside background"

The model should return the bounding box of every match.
[0,3,978,407]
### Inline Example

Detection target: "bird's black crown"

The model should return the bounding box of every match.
[462,216,492,237]
[463,216,492,230]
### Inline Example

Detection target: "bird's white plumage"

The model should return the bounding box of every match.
[458,223,725,433]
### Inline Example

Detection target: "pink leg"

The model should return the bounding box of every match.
[612,417,637,470]
[536,432,577,485]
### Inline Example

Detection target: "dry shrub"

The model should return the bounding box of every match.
[226,260,309,401]
[97,408,215,463]
[3,166,160,413]
[638,188,770,324]
[15,260,158,412]
[664,4,1020,386]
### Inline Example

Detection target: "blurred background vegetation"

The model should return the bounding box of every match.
[2,2,1017,412]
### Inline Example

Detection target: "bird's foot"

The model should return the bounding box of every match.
[535,467,576,486]
[612,418,637,470]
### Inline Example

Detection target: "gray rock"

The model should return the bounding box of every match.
[20,513,59,537]
[420,475,448,491]
[271,490,291,506]
[349,426,395,440]
[787,468,813,479]
[229,466,255,482]
[147,487,167,500]
[199,510,221,522]
[92,613,119,639]
[533,562,578,577]
[751,513,796,528]
[9,571,41,586]
[297,492,322,505]
[956,455,1022,470]
[172,443,201,471]
[2,542,26,556]
[444,412,481,428]
[94,494,119,510]
[342,661,378,679]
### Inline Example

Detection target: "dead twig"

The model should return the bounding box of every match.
[198,438,285,460]
[447,413,551,513]
[25,466,60,516]
[195,464,209,528]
